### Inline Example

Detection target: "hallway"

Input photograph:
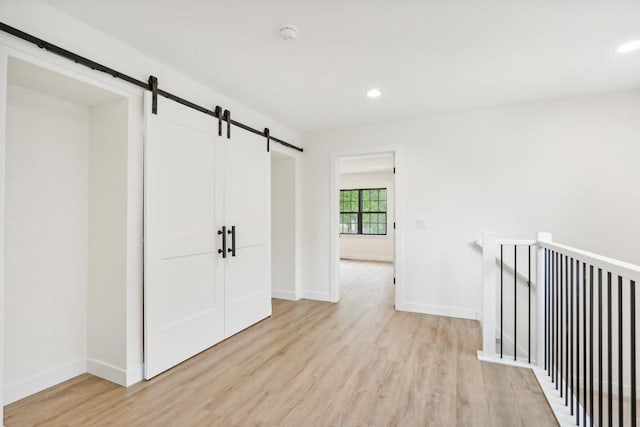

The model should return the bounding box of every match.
[5,260,556,426]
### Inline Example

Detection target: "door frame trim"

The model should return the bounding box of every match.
[329,145,405,305]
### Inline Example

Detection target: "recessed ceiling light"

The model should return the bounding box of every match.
[617,40,640,54]
[367,88,382,98]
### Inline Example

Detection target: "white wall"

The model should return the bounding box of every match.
[340,171,394,262]
[0,0,302,397]
[87,99,128,384]
[302,91,640,319]
[271,155,297,300]
[5,84,90,403]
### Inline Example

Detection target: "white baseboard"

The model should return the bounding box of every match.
[271,289,298,301]
[3,359,86,405]
[533,367,590,427]
[299,290,334,302]
[126,364,144,386]
[87,358,128,386]
[340,254,394,262]
[477,350,536,369]
[396,301,480,321]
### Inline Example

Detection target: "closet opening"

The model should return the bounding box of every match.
[3,57,129,405]
[270,149,298,301]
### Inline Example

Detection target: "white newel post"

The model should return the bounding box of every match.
[536,232,552,368]
[481,232,497,358]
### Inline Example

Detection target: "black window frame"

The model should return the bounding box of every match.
[339,188,388,236]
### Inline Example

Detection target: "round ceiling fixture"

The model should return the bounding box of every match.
[367,88,382,98]
[278,25,299,41]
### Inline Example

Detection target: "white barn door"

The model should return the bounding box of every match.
[223,128,271,337]
[143,93,224,379]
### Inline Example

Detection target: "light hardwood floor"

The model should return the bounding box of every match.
[4,260,557,426]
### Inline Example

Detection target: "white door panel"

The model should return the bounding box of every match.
[224,128,271,338]
[144,93,224,379]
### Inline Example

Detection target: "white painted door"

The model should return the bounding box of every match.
[223,128,271,337]
[143,93,224,379]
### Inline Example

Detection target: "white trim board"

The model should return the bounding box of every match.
[271,289,299,301]
[533,367,591,427]
[87,359,128,387]
[396,301,481,321]
[299,290,334,302]
[3,359,86,405]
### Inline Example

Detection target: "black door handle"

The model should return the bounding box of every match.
[218,226,226,258]
[227,225,236,257]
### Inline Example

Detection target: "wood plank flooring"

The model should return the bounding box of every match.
[4,260,557,426]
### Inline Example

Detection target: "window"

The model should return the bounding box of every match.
[340,188,387,235]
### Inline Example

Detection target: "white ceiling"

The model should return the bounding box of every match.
[44,0,640,132]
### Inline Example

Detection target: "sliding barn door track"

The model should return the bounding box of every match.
[0,22,303,153]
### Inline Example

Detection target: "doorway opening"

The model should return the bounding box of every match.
[2,55,130,406]
[270,148,299,301]
[330,147,404,307]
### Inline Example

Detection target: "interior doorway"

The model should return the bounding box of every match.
[2,55,131,406]
[270,148,299,301]
[330,146,404,307]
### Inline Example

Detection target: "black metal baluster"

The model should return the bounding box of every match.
[565,255,569,404]
[561,254,564,397]
[598,268,603,427]
[583,262,588,426]
[557,252,560,387]
[576,259,581,426]
[571,257,574,415]
[607,272,612,427]
[552,250,555,379]
[631,280,637,427]
[501,244,504,359]
[590,265,594,427]
[514,245,517,361]
[618,276,623,427]
[552,251,555,380]
[528,245,531,364]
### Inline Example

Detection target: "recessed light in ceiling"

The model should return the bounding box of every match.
[617,40,640,54]
[367,88,382,98]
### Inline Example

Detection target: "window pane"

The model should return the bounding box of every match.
[380,189,387,201]
[363,190,370,201]
[340,212,358,234]
[371,190,379,201]
[379,200,387,211]
[380,223,387,234]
